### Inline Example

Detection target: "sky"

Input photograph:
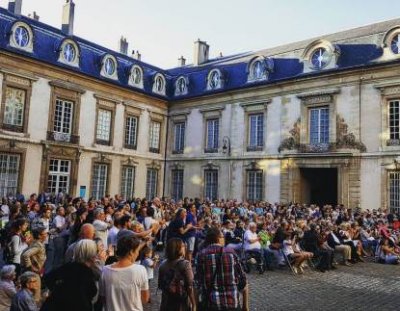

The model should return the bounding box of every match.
[1,0,400,69]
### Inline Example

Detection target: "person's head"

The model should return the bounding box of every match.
[165,238,185,261]
[140,245,153,260]
[56,206,65,216]
[249,222,257,233]
[175,208,187,220]
[0,265,16,281]
[32,226,47,242]
[80,223,95,240]
[119,215,131,229]
[94,208,105,221]
[116,235,142,262]
[73,239,98,266]
[12,217,28,233]
[205,227,224,246]
[42,206,52,219]
[153,197,161,207]
[19,271,39,292]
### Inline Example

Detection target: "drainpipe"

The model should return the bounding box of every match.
[358,76,364,142]
[162,114,169,198]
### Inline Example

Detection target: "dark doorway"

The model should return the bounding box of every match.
[300,168,338,206]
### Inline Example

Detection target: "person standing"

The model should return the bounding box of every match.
[10,272,39,311]
[196,228,249,311]
[0,265,17,311]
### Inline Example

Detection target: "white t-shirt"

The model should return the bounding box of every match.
[244,230,261,251]
[100,263,149,311]
[107,226,120,247]
[141,258,154,280]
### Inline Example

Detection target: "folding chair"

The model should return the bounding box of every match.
[280,249,297,275]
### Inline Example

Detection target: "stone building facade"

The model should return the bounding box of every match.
[1,1,400,211]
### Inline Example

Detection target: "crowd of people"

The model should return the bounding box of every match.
[0,192,399,311]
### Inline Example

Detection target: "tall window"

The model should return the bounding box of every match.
[389,171,400,214]
[91,164,108,200]
[48,159,71,194]
[146,169,158,200]
[204,170,218,200]
[96,109,112,144]
[174,122,185,153]
[53,99,73,141]
[248,113,264,149]
[171,170,184,201]
[246,170,263,201]
[309,107,329,144]
[121,166,135,200]
[206,119,219,152]
[389,100,400,141]
[149,121,161,153]
[125,116,138,149]
[4,87,25,129]
[0,153,20,197]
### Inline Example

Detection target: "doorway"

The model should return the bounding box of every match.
[300,168,338,206]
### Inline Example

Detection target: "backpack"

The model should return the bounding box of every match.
[159,259,188,300]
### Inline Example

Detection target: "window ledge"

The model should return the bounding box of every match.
[204,148,218,154]
[387,139,400,146]
[149,147,160,153]
[96,139,111,146]
[124,144,137,150]
[172,150,184,154]
[247,146,264,152]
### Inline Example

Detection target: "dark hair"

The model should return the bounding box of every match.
[32,226,46,240]
[165,238,184,261]
[116,236,140,258]
[139,245,152,261]
[205,227,222,245]
[11,218,28,233]
[119,215,131,227]
[147,207,155,218]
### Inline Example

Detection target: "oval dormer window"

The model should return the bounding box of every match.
[14,25,30,48]
[10,22,34,53]
[311,47,329,69]
[209,70,220,89]
[104,58,116,76]
[391,34,400,54]
[132,66,142,85]
[152,73,166,96]
[63,43,76,63]
[156,76,164,92]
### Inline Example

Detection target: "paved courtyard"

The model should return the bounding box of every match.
[145,259,400,311]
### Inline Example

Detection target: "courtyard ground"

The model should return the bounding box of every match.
[145,259,400,311]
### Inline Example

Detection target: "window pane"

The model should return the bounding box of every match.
[204,170,218,200]
[247,170,263,201]
[149,121,161,150]
[309,107,329,144]
[54,99,74,141]
[121,166,135,199]
[0,154,20,197]
[249,114,264,147]
[206,119,219,149]
[389,171,400,214]
[146,169,158,200]
[48,159,71,195]
[174,123,185,152]
[171,169,184,201]
[389,101,400,140]
[125,116,138,147]
[4,87,25,127]
[96,110,112,141]
[91,164,108,200]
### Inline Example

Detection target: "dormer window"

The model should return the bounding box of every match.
[128,65,143,89]
[302,40,340,73]
[152,73,166,96]
[175,76,188,96]
[391,33,400,54]
[9,22,34,53]
[311,47,329,69]
[247,56,274,82]
[207,69,223,91]
[58,39,79,67]
[100,54,118,80]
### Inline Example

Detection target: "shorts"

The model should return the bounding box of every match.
[186,237,196,252]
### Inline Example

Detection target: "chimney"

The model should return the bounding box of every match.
[62,0,75,36]
[178,56,186,67]
[136,51,141,61]
[8,0,22,15]
[193,39,209,66]
[28,11,40,21]
[119,36,129,55]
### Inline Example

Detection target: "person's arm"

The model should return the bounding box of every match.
[141,289,150,304]
[21,245,39,270]
[140,266,150,304]
[178,223,193,235]
[242,285,249,311]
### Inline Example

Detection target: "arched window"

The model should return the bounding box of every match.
[175,76,188,96]
[101,54,118,80]
[129,65,144,89]
[247,56,274,82]
[9,22,34,53]
[302,40,340,73]
[152,73,166,96]
[207,69,223,90]
[58,39,80,67]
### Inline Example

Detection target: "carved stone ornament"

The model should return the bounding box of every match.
[278,118,300,152]
[335,115,366,152]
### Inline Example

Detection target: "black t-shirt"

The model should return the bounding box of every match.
[167,218,185,240]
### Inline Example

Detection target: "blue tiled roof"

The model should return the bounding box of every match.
[1,7,399,101]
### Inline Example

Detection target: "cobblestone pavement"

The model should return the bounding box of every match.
[145,259,400,311]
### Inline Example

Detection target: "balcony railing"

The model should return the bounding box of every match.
[47,131,80,144]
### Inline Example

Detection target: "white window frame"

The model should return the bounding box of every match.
[174,122,186,153]
[204,169,218,200]
[125,115,138,149]
[121,166,135,200]
[246,170,263,201]
[206,119,219,152]
[171,169,184,201]
[53,99,74,142]
[48,159,71,195]
[389,171,400,214]
[389,100,400,141]
[248,113,264,149]
[309,106,329,145]
[96,109,112,143]
[4,86,25,127]
[0,153,20,197]
[91,164,108,200]
[149,121,161,152]
[146,168,158,200]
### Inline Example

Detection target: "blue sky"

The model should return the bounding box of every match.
[1,0,400,68]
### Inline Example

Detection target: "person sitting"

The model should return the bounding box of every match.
[222,220,242,251]
[282,232,313,274]
[326,226,353,266]
[10,271,39,311]
[377,237,399,264]
[243,222,265,272]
